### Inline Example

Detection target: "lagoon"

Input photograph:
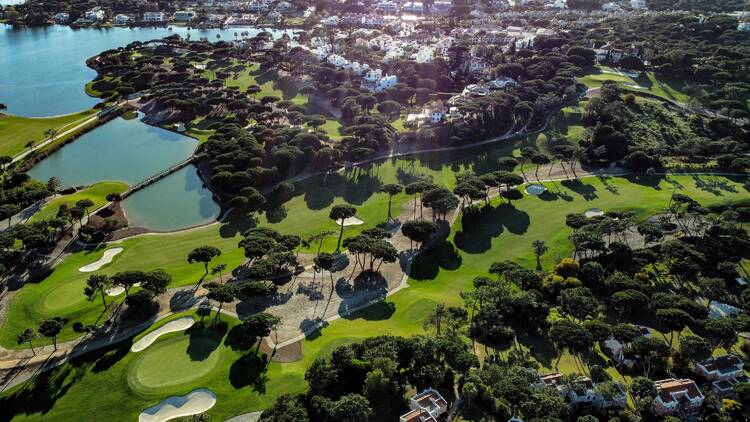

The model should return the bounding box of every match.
[122,165,220,231]
[0,24,295,116]
[28,115,197,187]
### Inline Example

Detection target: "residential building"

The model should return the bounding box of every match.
[143,12,168,22]
[266,10,282,22]
[375,1,399,14]
[368,34,394,51]
[277,1,295,13]
[207,14,226,25]
[432,1,453,14]
[173,11,196,22]
[711,374,750,397]
[415,46,434,63]
[399,409,437,422]
[249,1,270,13]
[739,22,750,32]
[327,54,349,68]
[112,14,131,25]
[593,382,627,410]
[469,57,490,74]
[631,0,647,9]
[540,372,565,390]
[652,378,704,417]
[565,377,597,406]
[695,355,744,381]
[384,47,405,63]
[435,36,454,55]
[53,12,70,23]
[403,1,425,14]
[85,8,105,22]
[399,388,448,422]
[323,16,340,26]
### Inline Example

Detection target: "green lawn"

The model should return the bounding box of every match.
[29,181,129,223]
[1,174,747,420]
[0,110,96,157]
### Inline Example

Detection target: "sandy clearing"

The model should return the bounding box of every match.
[138,388,216,422]
[342,216,364,226]
[131,316,195,352]
[79,247,124,272]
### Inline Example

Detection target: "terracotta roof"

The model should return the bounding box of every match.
[541,372,564,387]
[656,379,703,404]
[400,409,437,422]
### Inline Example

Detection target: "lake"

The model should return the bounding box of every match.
[28,114,197,187]
[122,165,221,232]
[0,24,295,116]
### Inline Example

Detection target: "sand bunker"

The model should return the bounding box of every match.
[342,216,364,226]
[585,208,605,218]
[105,282,140,297]
[139,388,216,422]
[524,184,547,196]
[623,82,646,89]
[79,247,124,272]
[131,316,195,352]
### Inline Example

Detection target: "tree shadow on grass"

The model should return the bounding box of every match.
[623,174,663,191]
[342,300,396,321]
[454,203,530,254]
[91,339,132,373]
[409,240,462,281]
[561,179,598,201]
[691,175,738,196]
[229,353,269,391]
[0,364,77,422]
[185,321,227,361]
[515,329,556,370]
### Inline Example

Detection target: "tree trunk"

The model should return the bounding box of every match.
[52,337,57,351]
[387,196,393,221]
[28,341,35,355]
[336,221,344,251]
[100,289,107,308]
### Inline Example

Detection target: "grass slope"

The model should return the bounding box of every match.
[29,182,129,223]
[579,66,689,104]
[0,110,96,157]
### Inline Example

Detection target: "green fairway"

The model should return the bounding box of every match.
[30,181,129,222]
[0,110,96,156]
[579,66,689,104]
[0,310,308,421]
[0,174,747,421]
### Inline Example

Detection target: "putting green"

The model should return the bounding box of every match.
[128,334,225,394]
[40,277,89,312]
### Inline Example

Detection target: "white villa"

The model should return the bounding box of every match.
[415,46,435,63]
[631,0,647,9]
[435,36,454,55]
[112,14,131,25]
[143,12,168,22]
[368,34,395,51]
[433,0,453,14]
[173,10,196,22]
[399,388,448,422]
[384,47,405,63]
[739,22,750,32]
[403,1,425,14]
[362,68,398,92]
[85,8,105,22]
[53,12,69,23]
[652,378,704,417]
[375,1,399,14]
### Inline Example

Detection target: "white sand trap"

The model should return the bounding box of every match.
[585,208,605,218]
[139,388,216,422]
[342,216,364,226]
[79,247,124,272]
[105,281,140,297]
[131,316,195,352]
[623,82,646,89]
